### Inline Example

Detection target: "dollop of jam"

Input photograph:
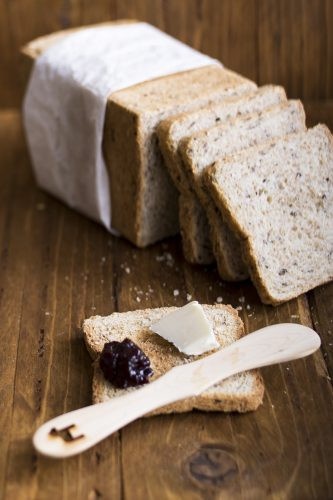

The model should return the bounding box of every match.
[99,338,153,388]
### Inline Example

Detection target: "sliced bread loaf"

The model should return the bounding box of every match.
[24,28,256,247]
[104,66,256,247]
[158,85,287,265]
[179,193,214,265]
[204,124,333,304]
[83,305,264,413]
[180,100,306,280]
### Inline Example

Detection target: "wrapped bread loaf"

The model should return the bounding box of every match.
[22,21,255,247]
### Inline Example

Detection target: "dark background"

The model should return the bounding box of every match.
[1,0,332,108]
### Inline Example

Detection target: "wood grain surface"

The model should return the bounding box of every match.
[1,2,333,497]
[0,107,332,499]
[1,0,333,107]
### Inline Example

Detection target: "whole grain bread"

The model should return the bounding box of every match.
[83,305,264,413]
[158,85,287,265]
[23,23,256,248]
[180,100,306,280]
[104,66,256,247]
[158,85,287,194]
[179,193,214,265]
[204,124,333,304]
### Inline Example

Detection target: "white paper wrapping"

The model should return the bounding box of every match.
[23,22,219,232]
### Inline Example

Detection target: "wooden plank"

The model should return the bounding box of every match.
[1,104,333,497]
[256,0,332,99]
[308,282,333,380]
[0,111,40,498]
[1,0,333,107]
[257,0,303,97]
[304,99,333,379]
[301,0,329,99]
[0,112,121,499]
[327,0,333,98]
[303,100,333,131]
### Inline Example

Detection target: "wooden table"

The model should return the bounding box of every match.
[0,107,332,499]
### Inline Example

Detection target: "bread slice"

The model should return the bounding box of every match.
[158,85,287,194]
[83,305,264,413]
[158,85,287,265]
[205,124,333,304]
[23,25,256,248]
[180,100,306,280]
[179,193,214,265]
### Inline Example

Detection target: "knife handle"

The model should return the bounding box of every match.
[32,366,195,459]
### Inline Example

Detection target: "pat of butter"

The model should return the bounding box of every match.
[150,301,219,355]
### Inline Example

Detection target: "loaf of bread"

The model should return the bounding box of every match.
[205,125,333,304]
[158,86,287,264]
[83,305,264,413]
[180,100,306,280]
[23,25,256,247]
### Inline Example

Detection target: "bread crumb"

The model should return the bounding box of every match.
[216,296,223,303]
[186,294,192,301]
[238,296,245,303]
[156,252,174,267]
[125,267,131,274]
[101,256,106,263]
[246,304,251,310]
[209,285,212,291]
[173,289,179,297]
[290,314,299,319]
[236,306,242,311]
[45,311,50,316]
[136,297,141,303]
